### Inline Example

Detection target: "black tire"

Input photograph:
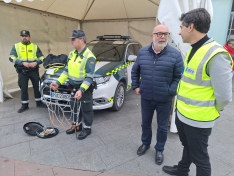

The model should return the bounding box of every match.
[110,82,126,111]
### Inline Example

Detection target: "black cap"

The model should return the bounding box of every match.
[69,29,85,39]
[20,30,30,36]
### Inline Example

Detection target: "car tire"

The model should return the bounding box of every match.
[110,82,126,111]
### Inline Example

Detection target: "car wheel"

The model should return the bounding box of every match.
[110,82,125,111]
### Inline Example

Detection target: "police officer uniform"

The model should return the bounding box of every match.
[55,30,96,140]
[9,30,46,113]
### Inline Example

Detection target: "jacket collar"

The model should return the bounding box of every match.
[21,41,31,45]
[74,46,87,58]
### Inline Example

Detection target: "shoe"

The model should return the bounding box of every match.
[66,123,82,134]
[137,144,150,156]
[36,101,47,108]
[155,151,164,165]
[78,129,91,140]
[18,104,29,113]
[162,165,188,176]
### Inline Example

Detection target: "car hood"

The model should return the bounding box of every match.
[94,61,122,77]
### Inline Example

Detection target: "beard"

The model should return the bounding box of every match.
[22,39,29,43]
[153,40,168,50]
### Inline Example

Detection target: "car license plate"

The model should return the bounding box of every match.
[50,92,71,101]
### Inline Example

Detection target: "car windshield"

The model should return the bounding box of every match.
[87,42,125,62]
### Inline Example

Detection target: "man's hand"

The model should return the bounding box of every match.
[135,88,140,95]
[29,62,38,68]
[22,62,30,68]
[74,90,83,100]
[50,82,59,90]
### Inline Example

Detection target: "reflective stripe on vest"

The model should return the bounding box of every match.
[181,45,220,86]
[67,48,95,82]
[15,43,38,61]
[177,41,232,122]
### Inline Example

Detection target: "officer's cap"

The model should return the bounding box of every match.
[69,29,85,39]
[20,30,30,36]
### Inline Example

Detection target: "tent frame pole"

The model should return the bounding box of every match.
[148,0,159,6]
[80,0,96,29]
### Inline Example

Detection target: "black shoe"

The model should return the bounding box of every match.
[66,124,82,134]
[18,104,29,113]
[155,151,164,165]
[162,165,188,176]
[137,144,150,156]
[36,101,47,108]
[78,129,91,140]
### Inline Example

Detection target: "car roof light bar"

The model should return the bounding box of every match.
[96,35,131,40]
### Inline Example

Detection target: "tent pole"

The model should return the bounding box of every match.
[80,0,96,29]
[148,0,159,6]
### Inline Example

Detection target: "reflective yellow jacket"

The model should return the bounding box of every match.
[177,41,232,122]
[57,47,96,92]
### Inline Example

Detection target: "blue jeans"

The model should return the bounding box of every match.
[141,98,172,151]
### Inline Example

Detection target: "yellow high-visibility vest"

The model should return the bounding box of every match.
[58,48,96,90]
[15,42,38,62]
[176,41,233,122]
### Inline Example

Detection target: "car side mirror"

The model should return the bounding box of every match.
[128,55,137,62]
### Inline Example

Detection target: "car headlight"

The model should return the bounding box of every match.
[94,75,111,85]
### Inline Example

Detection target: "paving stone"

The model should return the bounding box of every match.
[66,152,108,172]
[0,132,33,149]
[61,135,107,161]
[0,111,5,119]
[53,166,101,176]
[209,138,234,167]
[29,132,73,155]
[107,148,168,176]
[227,169,234,176]
[0,142,31,160]
[23,148,68,167]
[0,88,234,176]
[97,140,138,169]
[15,160,53,176]
[0,124,14,136]
[32,169,55,176]
[209,154,233,176]
[0,157,14,176]
[99,173,138,176]
[213,119,234,137]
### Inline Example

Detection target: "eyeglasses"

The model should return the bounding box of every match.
[21,35,29,37]
[153,32,170,37]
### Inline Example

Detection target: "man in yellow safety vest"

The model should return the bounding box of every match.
[163,8,233,176]
[9,30,47,113]
[50,30,96,140]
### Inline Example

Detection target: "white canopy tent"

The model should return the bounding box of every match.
[0,0,160,94]
[0,0,213,102]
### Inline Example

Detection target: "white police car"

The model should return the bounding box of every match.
[40,35,141,111]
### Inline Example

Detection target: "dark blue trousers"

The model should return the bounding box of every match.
[141,98,171,151]
[176,114,212,176]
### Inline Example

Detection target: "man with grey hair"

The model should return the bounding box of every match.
[163,8,233,176]
[50,29,96,140]
[131,24,183,165]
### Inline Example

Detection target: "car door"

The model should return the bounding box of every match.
[125,43,140,91]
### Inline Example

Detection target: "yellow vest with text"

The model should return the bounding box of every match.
[59,48,96,84]
[15,42,38,61]
[176,41,233,122]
